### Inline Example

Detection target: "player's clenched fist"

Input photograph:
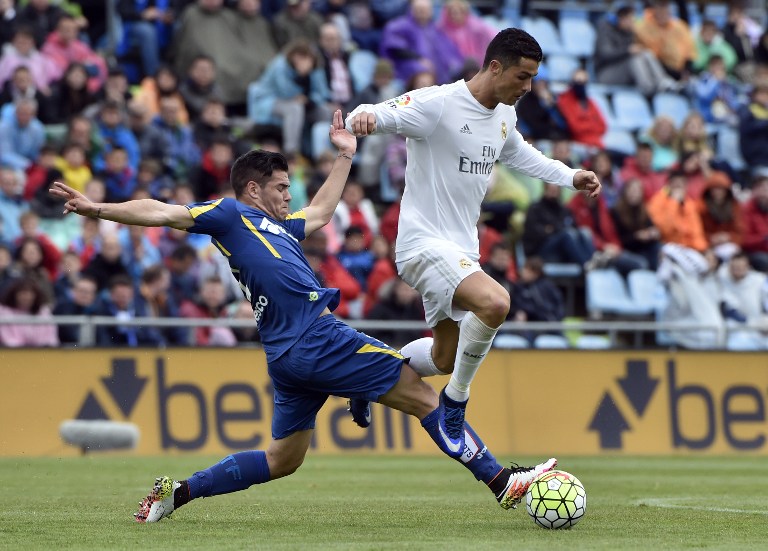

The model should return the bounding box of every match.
[347,112,377,136]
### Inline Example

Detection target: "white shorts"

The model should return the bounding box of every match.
[396,244,481,327]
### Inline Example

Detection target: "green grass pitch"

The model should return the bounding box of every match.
[0,455,765,550]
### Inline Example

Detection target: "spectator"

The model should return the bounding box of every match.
[521,182,594,266]
[68,215,101,266]
[317,22,354,113]
[137,158,174,202]
[190,138,233,200]
[0,278,58,347]
[0,0,18,46]
[643,115,679,171]
[569,190,648,275]
[134,65,190,125]
[363,238,397,316]
[0,26,54,94]
[248,39,331,157]
[698,171,744,261]
[365,277,425,346]
[94,274,154,347]
[302,230,360,319]
[53,273,98,344]
[47,63,97,125]
[741,175,768,272]
[738,79,768,173]
[52,249,82,303]
[717,252,768,349]
[0,97,45,170]
[41,14,107,93]
[97,146,137,203]
[16,0,65,48]
[166,242,200,306]
[436,0,497,67]
[53,142,91,194]
[347,1,382,53]
[634,0,696,81]
[16,210,61,279]
[271,0,323,49]
[595,5,678,95]
[179,55,224,120]
[0,167,28,243]
[116,0,174,80]
[508,256,564,343]
[0,243,19,293]
[12,236,54,300]
[337,225,375,290]
[333,180,379,248]
[694,19,738,74]
[481,242,514,295]
[151,94,201,180]
[228,299,260,345]
[119,224,162,284]
[589,150,623,209]
[723,1,764,80]
[231,0,277,112]
[92,67,132,110]
[515,66,569,141]
[379,0,463,85]
[647,169,709,251]
[610,178,662,271]
[82,233,130,291]
[93,101,141,173]
[0,66,52,124]
[556,69,607,150]
[135,263,188,346]
[692,54,745,125]
[179,275,236,346]
[193,97,233,150]
[125,99,168,165]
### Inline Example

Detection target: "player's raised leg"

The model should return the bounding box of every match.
[135,430,313,523]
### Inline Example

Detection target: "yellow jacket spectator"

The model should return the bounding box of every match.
[53,143,92,193]
[634,2,696,77]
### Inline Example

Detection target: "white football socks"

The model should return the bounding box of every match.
[400,337,443,377]
[445,312,498,403]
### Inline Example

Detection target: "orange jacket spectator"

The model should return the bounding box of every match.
[556,77,607,149]
[634,5,696,75]
[697,171,744,248]
[647,171,708,251]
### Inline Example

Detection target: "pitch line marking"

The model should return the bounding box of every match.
[636,497,768,516]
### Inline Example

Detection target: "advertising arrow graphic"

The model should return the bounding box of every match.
[588,392,630,449]
[101,359,147,417]
[618,360,659,417]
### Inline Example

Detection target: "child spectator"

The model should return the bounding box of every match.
[337,226,376,291]
[98,146,137,203]
[54,142,92,194]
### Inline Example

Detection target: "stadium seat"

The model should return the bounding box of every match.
[716,126,746,171]
[533,334,570,349]
[575,334,612,349]
[589,91,618,129]
[652,93,692,128]
[311,121,332,160]
[559,18,596,58]
[586,268,649,317]
[603,129,637,156]
[521,16,564,56]
[481,14,506,32]
[611,89,653,131]
[546,54,580,83]
[493,334,530,349]
[627,269,658,312]
[348,49,379,93]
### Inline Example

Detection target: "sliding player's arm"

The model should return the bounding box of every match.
[49,181,195,230]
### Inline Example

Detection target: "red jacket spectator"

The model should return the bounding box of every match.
[319,254,361,319]
[620,144,668,200]
[697,171,744,248]
[741,180,768,255]
[379,200,400,245]
[363,257,397,317]
[568,193,622,251]
[556,72,607,149]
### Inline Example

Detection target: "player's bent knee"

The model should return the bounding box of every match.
[478,291,510,327]
[266,449,306,479]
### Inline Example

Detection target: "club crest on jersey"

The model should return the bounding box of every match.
[386,94,412,109]
[308,291,319,301]
[459,258,472,269]
[501,121,507,139]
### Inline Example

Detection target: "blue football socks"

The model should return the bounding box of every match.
[187,450,271,499]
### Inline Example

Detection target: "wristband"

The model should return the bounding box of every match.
[337,152,354,160]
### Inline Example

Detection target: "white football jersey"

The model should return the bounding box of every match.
[346,80,578,258]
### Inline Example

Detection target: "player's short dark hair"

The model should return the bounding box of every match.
[482,28,543,70]
[230,149,289,198]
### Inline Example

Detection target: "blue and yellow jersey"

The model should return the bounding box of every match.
[185,197,340,361]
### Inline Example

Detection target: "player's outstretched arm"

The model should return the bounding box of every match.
[49,181,195,230]
[303,109,357,235]
[573,170,602,198]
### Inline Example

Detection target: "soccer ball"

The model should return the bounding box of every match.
[525,470,587,529]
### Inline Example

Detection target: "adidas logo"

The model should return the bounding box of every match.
[460,124,472,134]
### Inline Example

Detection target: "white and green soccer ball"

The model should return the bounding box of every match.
[525,470,587,529]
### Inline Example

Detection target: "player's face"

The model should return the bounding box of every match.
[258,171,292,220]
[493,57,539,106]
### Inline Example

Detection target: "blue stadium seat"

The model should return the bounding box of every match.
[716,126,746,171]
[652,93,692,128]
[586,268,650,317]
[493,334,530,349]
[559,18,596,58]
[603,129,637,156]
[348,49,379,93]
[627,269,659,310]
[546,54,580,83]
[311,121,332,160]
[589,91,617,129]
[534,334,570,349]
[575,334,612,349]
[611,89,653,131]
[521,16,564,56]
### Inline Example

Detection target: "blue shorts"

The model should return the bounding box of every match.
[267,314,404,440]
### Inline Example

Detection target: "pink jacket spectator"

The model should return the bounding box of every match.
[41,31,107,93]
[436,2,497,66]
[0,46,55,91]
[0,304,59,347]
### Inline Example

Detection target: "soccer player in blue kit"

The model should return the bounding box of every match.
[50,111,555,524]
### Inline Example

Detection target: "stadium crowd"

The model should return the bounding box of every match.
[0,0,766,349]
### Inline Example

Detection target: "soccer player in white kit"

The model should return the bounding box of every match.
[347,29,601,455]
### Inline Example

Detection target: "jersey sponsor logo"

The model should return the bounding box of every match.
[308,291,319,301]
[385,94,412,109]
[459,258,472,269]
[258,217,298,243]
[501,121,508,139]
[460,123,472,134]
[458,157,494,175]
[253,294,269,324]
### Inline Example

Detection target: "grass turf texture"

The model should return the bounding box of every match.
[0,455,765,550]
